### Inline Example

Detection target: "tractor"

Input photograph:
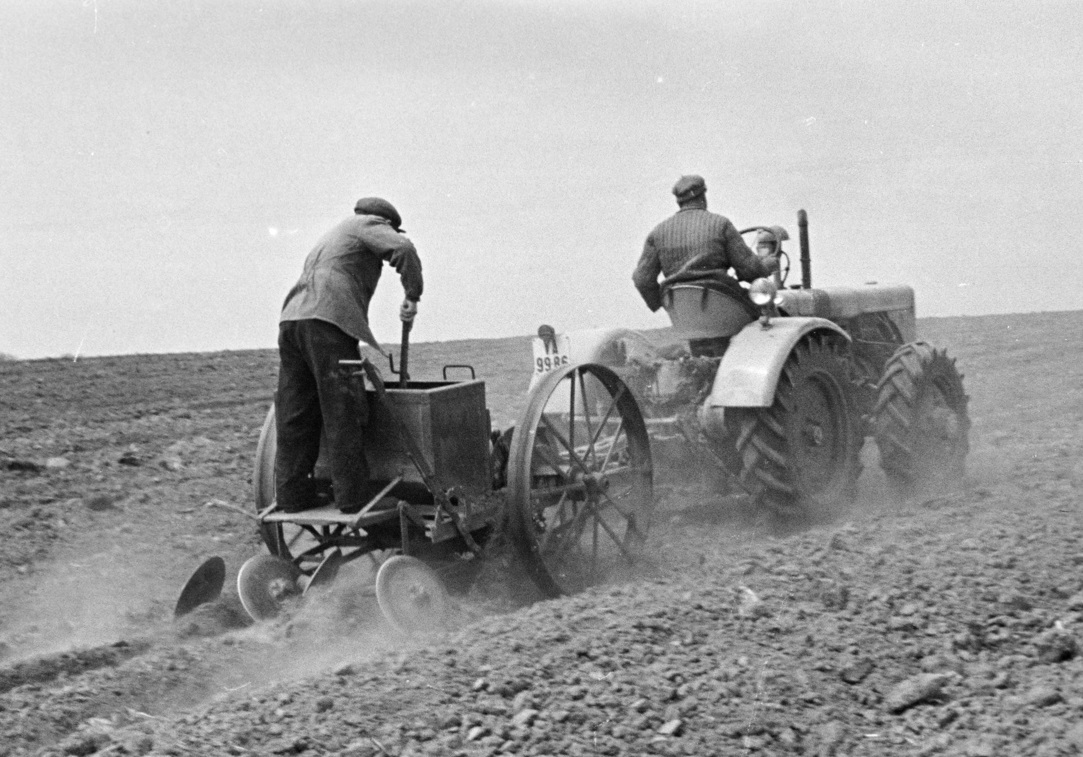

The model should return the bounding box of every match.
[529,210,970,521]
[174,209,969,628]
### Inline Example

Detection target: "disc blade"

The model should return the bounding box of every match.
[375,555,450,635]
[237,554,302,622]
[174,556,226,618]
[303,550,344,597]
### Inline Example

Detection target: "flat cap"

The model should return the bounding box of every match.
[354,197,404,232]
[672,175,707,203]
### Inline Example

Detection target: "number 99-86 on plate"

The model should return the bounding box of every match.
[532,333,572,375]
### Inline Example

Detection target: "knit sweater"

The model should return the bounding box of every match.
[632,207,771,312]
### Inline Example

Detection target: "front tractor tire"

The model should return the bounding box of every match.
[730,334,863,522]
[873,341,970,495]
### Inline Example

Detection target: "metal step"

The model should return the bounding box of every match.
[261,499,399,527]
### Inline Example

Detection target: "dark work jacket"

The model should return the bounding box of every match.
[280,214,423,348]
[632,207,771,312]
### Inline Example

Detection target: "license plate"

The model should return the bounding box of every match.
[532,333,571,376]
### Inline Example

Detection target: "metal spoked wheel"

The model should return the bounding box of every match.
[508,363,654,598]
[254,405,323,564]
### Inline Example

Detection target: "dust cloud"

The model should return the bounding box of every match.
[0,539,174,661]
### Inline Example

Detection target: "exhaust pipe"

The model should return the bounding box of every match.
[798,209,811,289]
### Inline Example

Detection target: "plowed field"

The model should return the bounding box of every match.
[1,311,1082,756]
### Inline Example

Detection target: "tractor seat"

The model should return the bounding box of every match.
[660,273,759,340]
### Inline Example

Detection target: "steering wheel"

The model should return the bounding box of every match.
[740,226,790,286]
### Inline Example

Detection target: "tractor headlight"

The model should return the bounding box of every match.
[748,278,778,307]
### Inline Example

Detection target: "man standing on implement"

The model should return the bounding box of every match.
[276,197,423,513]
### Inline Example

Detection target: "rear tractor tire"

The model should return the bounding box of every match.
[873,341,970,495]
[730,334,863,523]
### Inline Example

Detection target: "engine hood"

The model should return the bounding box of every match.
[777,283,915,320]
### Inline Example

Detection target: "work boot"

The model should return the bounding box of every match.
[275,477,323,513]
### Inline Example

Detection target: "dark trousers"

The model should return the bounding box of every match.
[275,319,370,512]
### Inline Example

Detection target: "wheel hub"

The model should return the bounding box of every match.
[581,472,609,498]
[268,577,294,602]
[784,362,854,500]
[408,583,434,605]
[803,421,825,447]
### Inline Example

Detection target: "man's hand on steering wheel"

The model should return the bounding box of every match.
[739,225,789,284]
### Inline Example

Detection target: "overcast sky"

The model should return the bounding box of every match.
[2,0,1080,359]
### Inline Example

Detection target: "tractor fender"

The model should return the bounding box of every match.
[527,327,655,393]
[707,317,851,407]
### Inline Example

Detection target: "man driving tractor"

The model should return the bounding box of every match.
[632,175,780,356]
[632,174,779,311]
